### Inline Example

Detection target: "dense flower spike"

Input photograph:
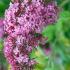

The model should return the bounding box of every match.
[0,19,4,38]
[4,0,58,70]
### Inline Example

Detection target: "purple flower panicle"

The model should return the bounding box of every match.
[0,19,4,38]
[4,0,58,70]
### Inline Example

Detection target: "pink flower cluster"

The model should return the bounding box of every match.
[4,0,58,70]
[0,19,4,39]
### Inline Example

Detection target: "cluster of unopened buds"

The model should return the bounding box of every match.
[3,0,59,70]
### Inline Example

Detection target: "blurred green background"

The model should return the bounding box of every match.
[0,0,10,17]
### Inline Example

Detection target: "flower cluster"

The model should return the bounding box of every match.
[0,19,4,39]
[4,0,58,70]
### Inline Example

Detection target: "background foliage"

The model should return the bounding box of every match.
[0,0,10,17]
